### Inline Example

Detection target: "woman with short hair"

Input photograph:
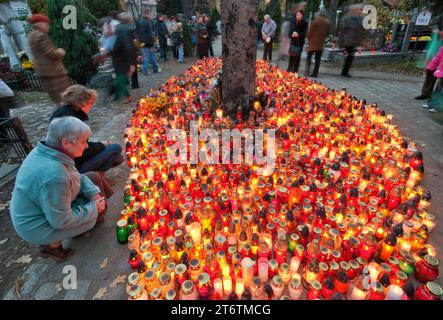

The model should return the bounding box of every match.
[50,85,124,183]
[10,117,107,261]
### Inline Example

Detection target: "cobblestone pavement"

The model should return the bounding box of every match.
[1,39,443,299]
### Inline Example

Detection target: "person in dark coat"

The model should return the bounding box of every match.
[50,85,124,185]
[156,14,169,62]
[415,14,443,100]
[197,16,209,59]
[337,6,364,77]
[136,10,160,75]
[111,14,136,103]
[287,10,308,73]
[305,11,331,77]
[118,13,139,90]
[204,15,215,57]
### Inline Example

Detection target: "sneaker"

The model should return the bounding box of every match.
[421,104,430,108]
[157,68,162,73]
[428,108,438,113]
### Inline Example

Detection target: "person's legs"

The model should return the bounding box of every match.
[131,67,139,89]
[142,48,149,75]
[84,171,114,200]
[417,69,438,99]
[293,54,301,73]
[263,41,268,60]
[288,55,295,72]
[342,46,355,76]
[178,44,184,63]
[208,40,214,57]
[305,51,313,76]
[268,39,273,61]
[312,51,322,77]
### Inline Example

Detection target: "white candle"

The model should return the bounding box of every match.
[214,278,223,299]
[399,241,412,254]
[261,233,273,251]
[189,222,201,244]
[223,276,232,297]
[235,278,245,299]
[216,109,223,119]
[385,285,403,300]
[258,257,269,283]
[290,256,301,274]
[241,258,254,288]
[368,263,380,289]
[147,168,154,180]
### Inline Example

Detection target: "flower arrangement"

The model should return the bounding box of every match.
[381,42,401,53]
[139,94,169,116]
[21,60,34,70]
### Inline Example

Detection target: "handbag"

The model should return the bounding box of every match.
[289,45,302,57]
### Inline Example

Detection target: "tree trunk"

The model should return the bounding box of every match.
[221,0,259,120]
[328,0,338,36]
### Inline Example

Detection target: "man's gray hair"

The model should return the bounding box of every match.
[46,116,91,148]
[264,14,271,20]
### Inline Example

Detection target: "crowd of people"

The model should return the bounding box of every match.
[255,4,364,78]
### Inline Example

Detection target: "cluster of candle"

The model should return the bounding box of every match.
[119,58,441,300]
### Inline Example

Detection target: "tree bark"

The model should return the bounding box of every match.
[328,0,338,36]
[221,0,259,120]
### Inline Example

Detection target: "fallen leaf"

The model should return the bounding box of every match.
[109,275,127,288]
[15,255,32,264]
[0,238,8,245]
[92,287,107,300]
[15,276,24,298]
[100,258,108,270]
[55,283,63,292]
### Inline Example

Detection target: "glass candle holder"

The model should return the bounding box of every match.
[414,282,443,300]
[278,263,292,285]
[414,255,439,283]
[307,280,322,300]
[288,277,303,300]
[179,280,199,300]
[270,275,284,299]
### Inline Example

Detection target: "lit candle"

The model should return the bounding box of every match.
[290,256,301,274]
[147,168,154,181]
[385,285,404,300]
[190,168,197,179]
[214,278,223,299]
[258,257,269,283]
[349,284,369,300]
[223,275,232,297]
[216,109,223,119]
[235,278,245,299]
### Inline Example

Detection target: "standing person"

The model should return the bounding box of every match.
[287,11,308,73]
[338,5,364,78]
[197,16,209,59]
[118,13,139,90]
[111,14,136,104]
[27,14,70,107]
[305,11,331,77]
[190,16,199,56]
[168,16,179,59]
[10,117,108,261]
[415,14,443,100]
[136,9,161,76]
[171,22,185,64]
[156,14,169,62]
[204,15,215,57]
[261,15,277,62]
[278,18,291,62]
